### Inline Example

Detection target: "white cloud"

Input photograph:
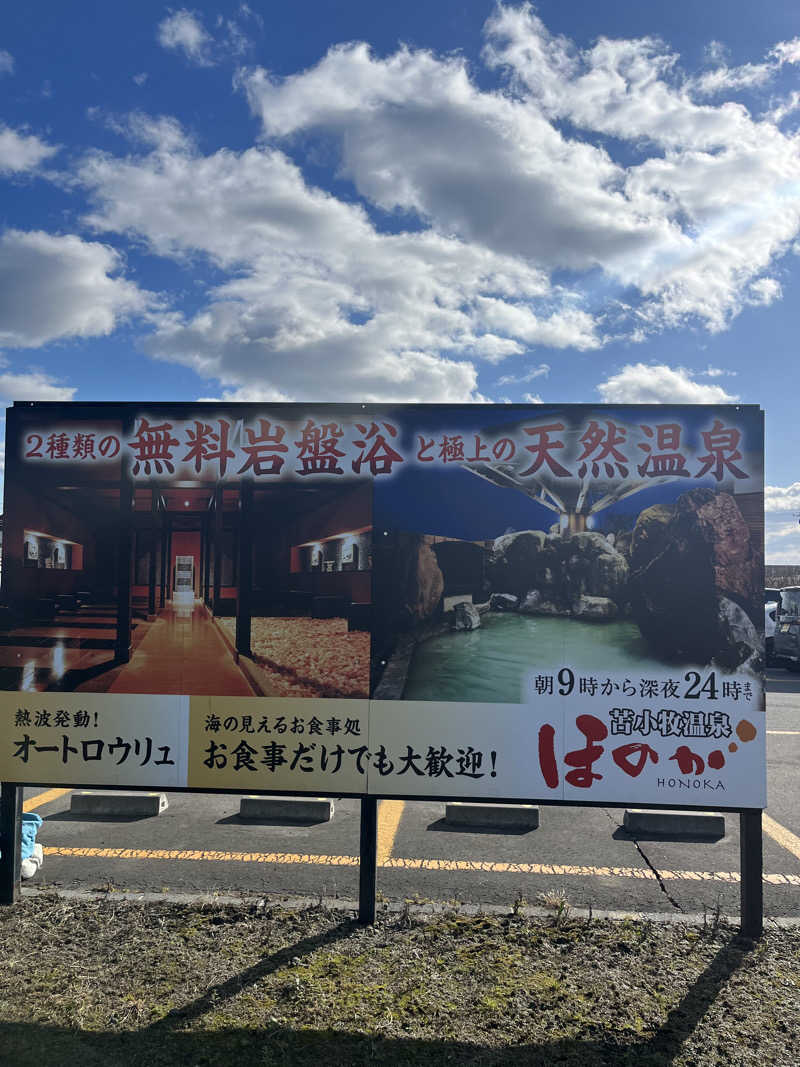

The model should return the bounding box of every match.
[597,362,739,404]
[496,362,550,386]
[0,230,153,348]
[772,38,800,65]
[522,392,543,403]
[765,516,800,564]
[691,62,773,97]
[0,50,13,75]
[748,276,782,306]
[237,6,800,339]
[78,132,560,401]
[58,8,800,400]
[157,6,254,67]
[701,365,736,378]
[157,9,213,66]
[0,125,58,174]
[765,482,800,512]
[133,72,149,86]
[0,365,75,402]
[768,91,800,124]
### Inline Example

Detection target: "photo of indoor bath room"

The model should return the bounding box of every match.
[120,479,373,698]
[0,471,252,695]
[0,428,372,699]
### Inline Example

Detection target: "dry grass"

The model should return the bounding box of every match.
[0,895,797,1066]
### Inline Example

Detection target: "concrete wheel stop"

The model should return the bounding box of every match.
[444,802,539,830]
[623,809,725,839]
[238,796,334,823]
[70,792,168,817]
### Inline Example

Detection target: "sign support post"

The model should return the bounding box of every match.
[739,809,763,938]
[0,784,22,905]
[359,796,378,925]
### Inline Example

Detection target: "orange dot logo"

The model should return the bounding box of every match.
[736,720,757,743]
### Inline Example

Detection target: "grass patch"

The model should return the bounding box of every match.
[0,895,797,1065]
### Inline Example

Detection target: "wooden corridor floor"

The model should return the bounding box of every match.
[109,597,255,696]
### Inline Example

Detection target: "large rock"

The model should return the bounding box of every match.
[490,593,519,612]
[629,489,761,666]
[519,590,542,614]
[572,595,618,620]
[489,531,547,596]
[371,532,444,631]
[716,597,761,670]
[492,529,629,611]
[413,542,445,621]
[519,590,569,616]
[453,602,481,631]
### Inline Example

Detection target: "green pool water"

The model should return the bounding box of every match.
[402,613,660,703]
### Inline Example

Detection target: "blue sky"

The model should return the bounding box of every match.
[1,1,798,560]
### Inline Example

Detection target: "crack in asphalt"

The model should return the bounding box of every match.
[602,809,684,912]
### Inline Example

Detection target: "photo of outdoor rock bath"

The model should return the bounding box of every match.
[371,407,764,703]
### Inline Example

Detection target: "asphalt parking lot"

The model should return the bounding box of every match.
[21,667,800,920]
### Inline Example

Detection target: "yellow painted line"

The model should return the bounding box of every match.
[376,800,405,866]
[763,813,800,863]
[44,847,359,866]
[40,846,800,886]
[23,788,71,813]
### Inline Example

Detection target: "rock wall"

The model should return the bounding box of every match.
[489,529,629,613]
[628,489,762,668]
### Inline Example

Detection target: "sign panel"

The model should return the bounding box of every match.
[0,402,765,807]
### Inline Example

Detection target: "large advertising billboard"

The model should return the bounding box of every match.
[0,402,766,808]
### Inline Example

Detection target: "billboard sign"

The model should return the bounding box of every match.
[0,401,766,808]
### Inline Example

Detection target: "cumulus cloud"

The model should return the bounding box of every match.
[748,277,782,306]
[0,364,75,402]
[233,5,800,340]
[765,516,800,564]
[772,38,800,65]
[157,9,213,66]
[0,50,13,75]
[0,126,58,174]
[0,230,153,348]
[765,482,800,512]
[78,129,568,400]
[63,6,800,400]
[596,363,739,404]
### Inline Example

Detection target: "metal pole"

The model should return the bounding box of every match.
[115,475,134,662]
[0,784,23,905]
[148,488,158,617]
[212,485,223,615]
[739,809,763,938]
[235,482,253,657]
[358,797,378,925]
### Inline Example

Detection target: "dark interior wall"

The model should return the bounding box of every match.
[2,480,104,605]
[251,483,372,608]
[133,529,162,594]
[290,483,371,547]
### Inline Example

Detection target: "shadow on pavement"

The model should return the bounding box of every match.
[611,826,725,845]
[426,817,533,835]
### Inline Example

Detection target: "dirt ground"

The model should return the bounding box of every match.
[0,894,797,1066]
